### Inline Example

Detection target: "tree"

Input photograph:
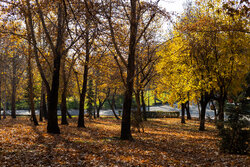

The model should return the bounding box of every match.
[75,0,100,128]
[24,0,83,133]
[156,0,249,131]
[102,0,165,140]
[86,78,94,119]
[26,42,39,126]
[39,81,47,121]
[60,54,77,125]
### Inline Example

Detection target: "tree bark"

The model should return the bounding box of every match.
[199,102,206,131]
[199,93,210,131]
[197,101,201,120]
[97,106,100,118]
[112,91,117,110]
[27,0,67,134]
[0,76,1,120]
[141,90,147,121]
[27,47,39,126]
[78,92,86,127]
[185,100,191,120]
[108,100,120,120]
[2,76,6,119]
[47,54,61,133]
[110,90,119,119]
[86,79,94,120]
[60,58,68,125]
[39,95,43,122]
[96,98,107,118]
[41,82,48,120]
[39,82,47,121]
[135,91,142,122]
[181,103,185,123]
[78,10,90,128]
[94,81,98,119]
[121,87,133,140]
[67,110,72,119]
[211,100,217,123]
[97,99,102,118]
[61,90,68,125]
[120,0,137,140]
[11,56,17,119]
[217,86,226,130]
[96,89,110,118]
[3,102,6,119]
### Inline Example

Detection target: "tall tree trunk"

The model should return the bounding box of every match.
[78,11,90,128]
[94,81,98,119]
[42,83,48,120]
[11,57,17,119]
[67,110,72,119]
[185,100,191,120]
[217,86,226,130]
[46,0,67,134]
[112,90,117,110]
[97,99,101,118]
[141,90,147,121]
[39,93,44,122]
[61,58,68,125]
[111,90,119,119]
[0,77,1,120]
[120,0,137,140]
[96,89,110,118]
[86,79,94,120]
[78,92,86,127]
[93,88,96,119]
[121,87,134,140]
[47,55,61,133]
[26,0,63,133]
[93,107,96,119]
[97,107,100,118]
[3,102,6,119]
[3,75,6,119]
[135,91,142,122]
[199,93,210,131]
[154,94,157,105]
[39,82,47,121]
[27,44,38,126]
[181,103,185,123]
[108,99,120,120]
[96,97,108,118]
[61,90,68,125]
[211,100,217,123]
[197,101,201,120]
[199,102,206,131]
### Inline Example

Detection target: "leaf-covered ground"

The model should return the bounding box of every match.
[0,117,249,166]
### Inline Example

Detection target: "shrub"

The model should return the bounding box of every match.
[219,103,249,155]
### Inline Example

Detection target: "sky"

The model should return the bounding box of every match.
[156,0,188,35]
[159,0,187,14]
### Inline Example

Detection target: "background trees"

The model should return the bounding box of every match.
[0,0,248,143]
[156,0,249,130]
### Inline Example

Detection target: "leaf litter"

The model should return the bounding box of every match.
[0,117,249,166]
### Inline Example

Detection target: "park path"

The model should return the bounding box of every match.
[2,103,216,118]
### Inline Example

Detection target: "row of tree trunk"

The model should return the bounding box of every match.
[182,90,226,131]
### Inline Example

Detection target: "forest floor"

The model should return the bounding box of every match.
[0,117,249,167]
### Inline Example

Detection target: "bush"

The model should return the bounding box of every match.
[67,99,79,109]
[131,110,144,133]
[219,103,249,155]
[146,111,180,118]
